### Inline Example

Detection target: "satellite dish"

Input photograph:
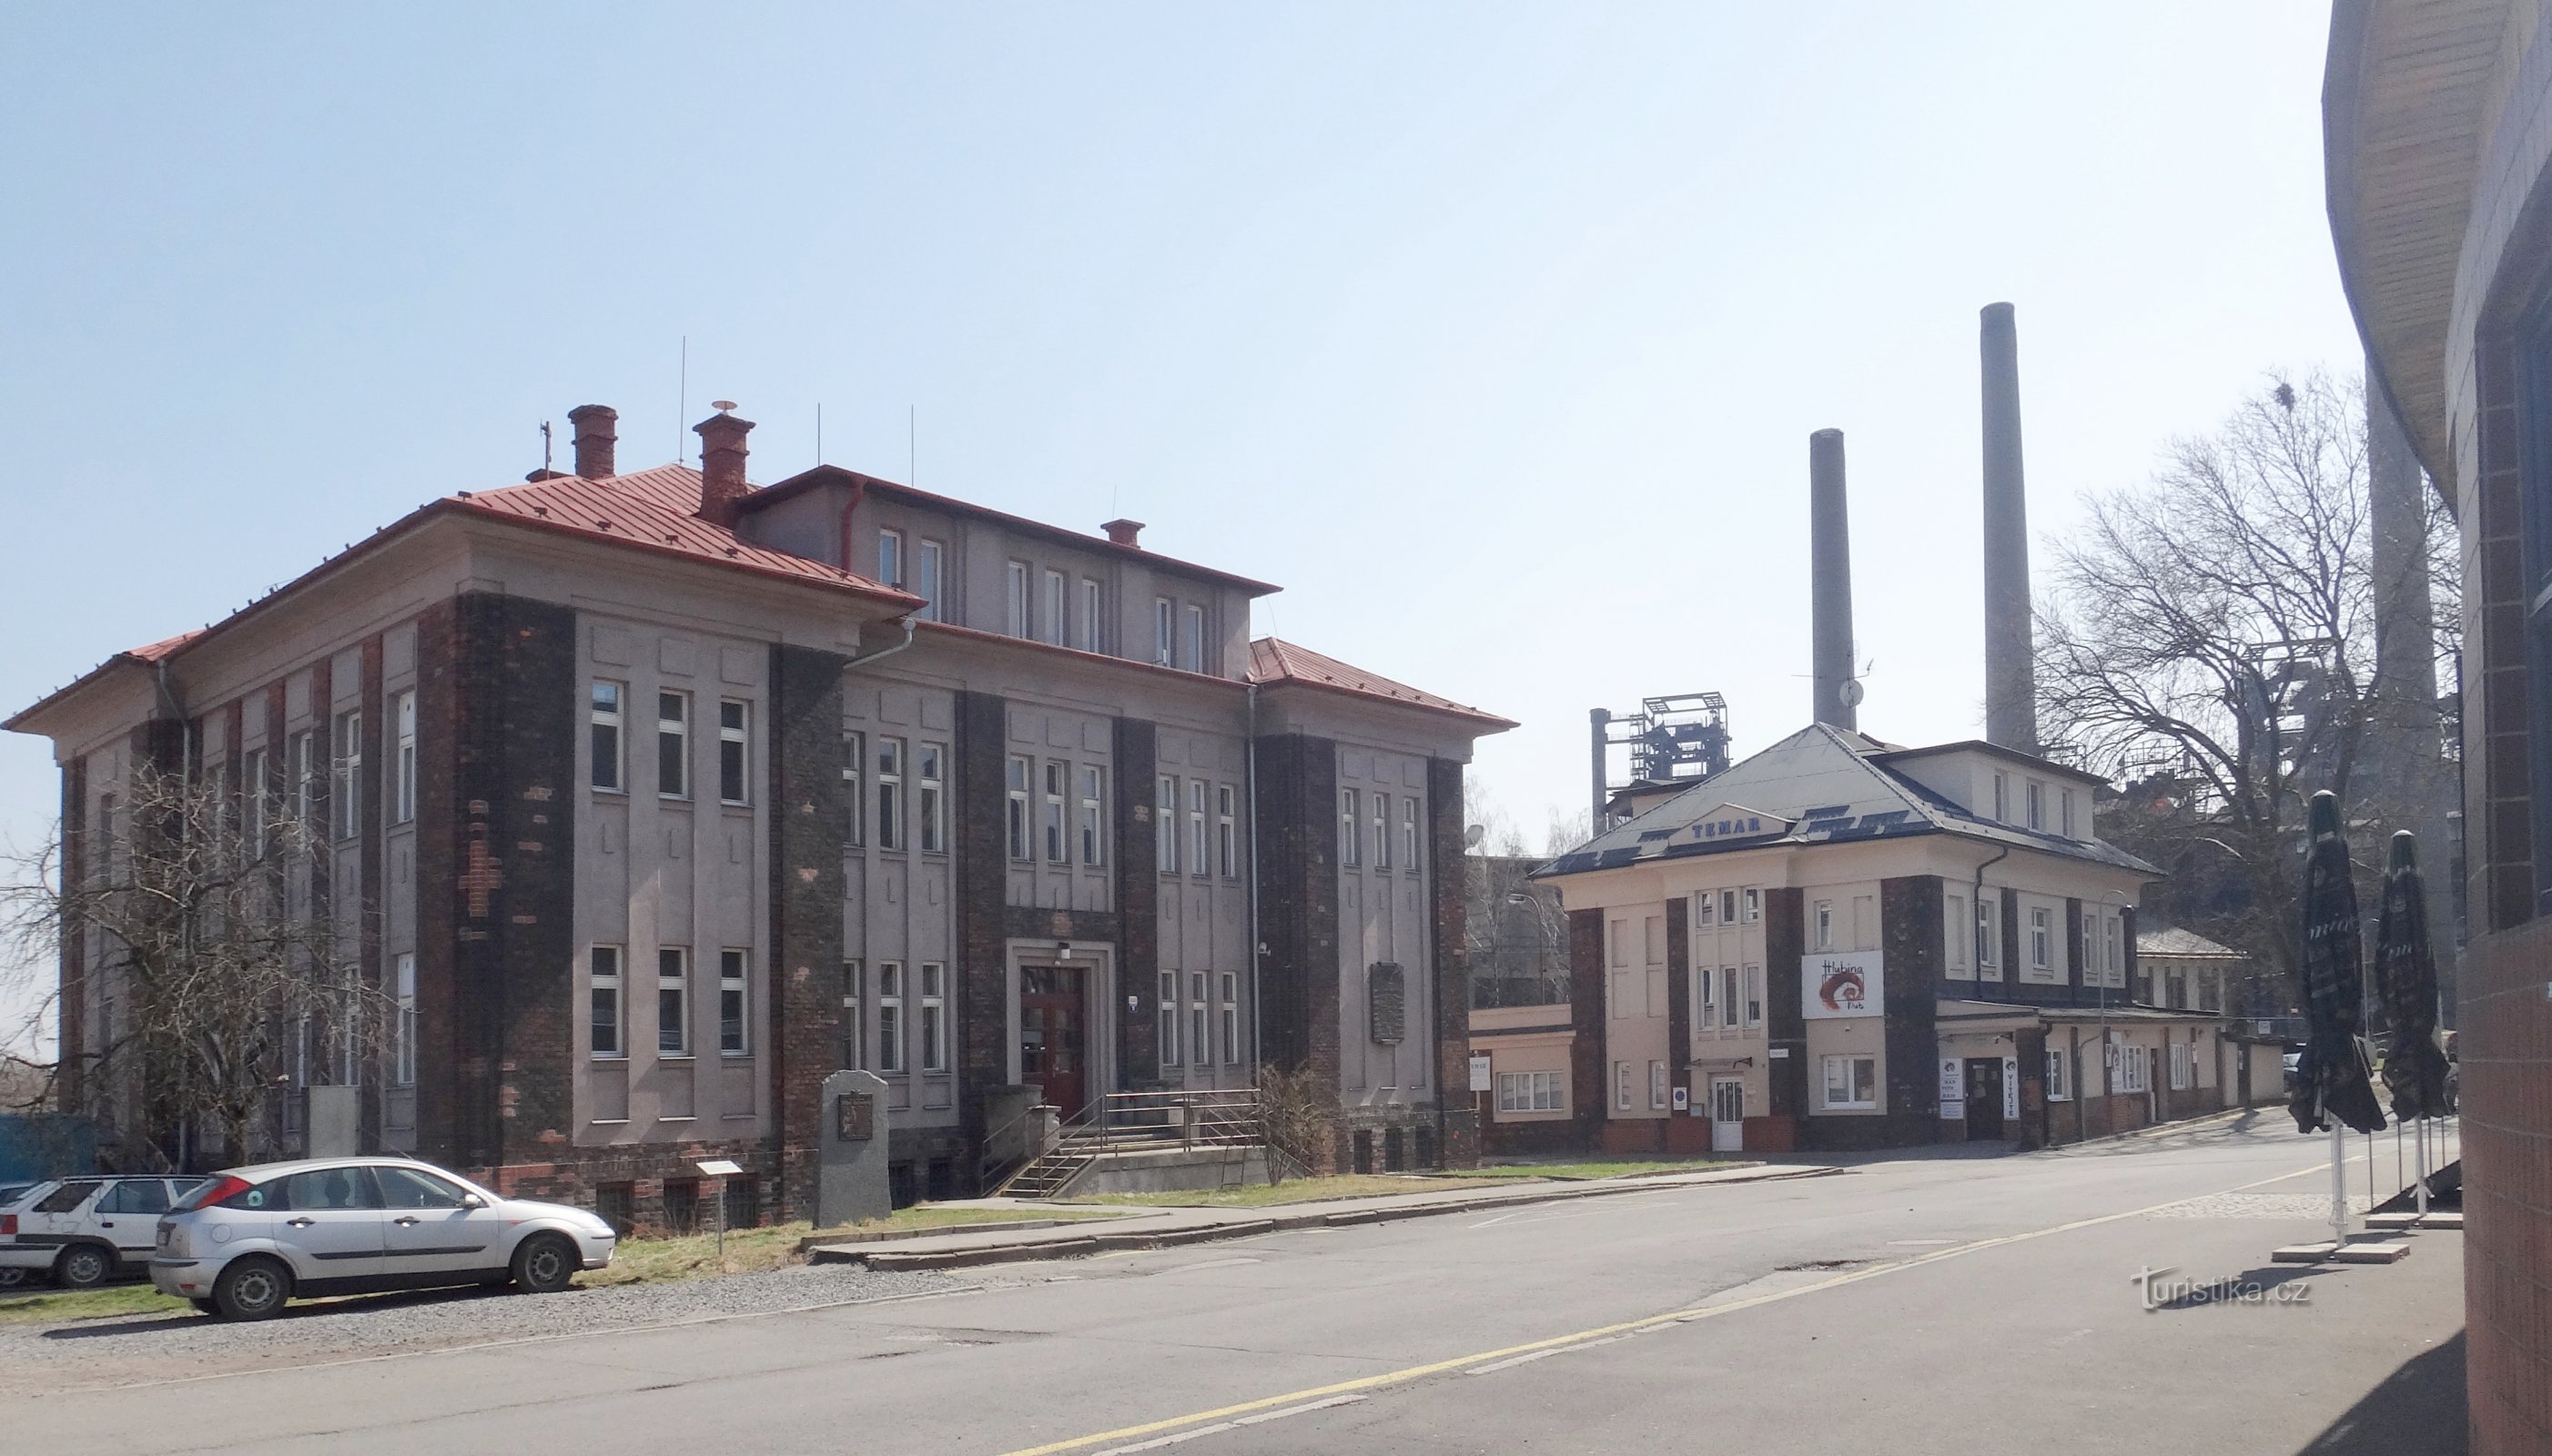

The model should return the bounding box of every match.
[1463,824,1486,848]
[1839,680,1865,708]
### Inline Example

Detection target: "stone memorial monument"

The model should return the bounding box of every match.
[815,1068,892,1229]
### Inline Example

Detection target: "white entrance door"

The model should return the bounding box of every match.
[1709,1077,1745,1152]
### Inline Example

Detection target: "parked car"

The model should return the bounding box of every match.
[0,1175,208,1289]
[152,1157,617,1320]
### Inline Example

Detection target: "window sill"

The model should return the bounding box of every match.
[589,1117,631,1127]
[658,1116,696,1123]
[591,1056,629,1064]
[721,1052,752,1060]
[592,786,627,797]
[658,1055,697,1064]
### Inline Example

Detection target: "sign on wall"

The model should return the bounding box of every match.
[1938,1057,1963,1113]
[2001,1056,2020,1120]
[1468,1054,1493,1093]
[1802,951,1885,1019]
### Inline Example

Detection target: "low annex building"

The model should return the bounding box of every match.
[1511,723,2225,1154]
[9,403,1512,1225]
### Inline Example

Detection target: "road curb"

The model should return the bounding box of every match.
[823,1166,1845,1270]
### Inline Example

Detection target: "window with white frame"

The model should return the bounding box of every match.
[1741,888,1761,924]
[2025,780,2043,830]
[841,960,865,1069]
[877,529,904,590]
[590,682,624,792]
[1189,780,1209,877]
[920,963,947,1072]
[1159,971,1180,1066]
[657,693,690,799]
[657,948,690,1057]
[1079,577,1102,652]
[1718,888,1737,925]
[1372,793,1390,870]
[1157,774,1180,871]
[1822,1054,1878,1109]
[1696,893,1717,928]
[332,709,362,840]
[291,727,319,829]
[1813,899,1834,952]
[1696,963,1717,1024]
[1401,798,1420,873]
[1190,972,1209,1068]
[877,963,905,1073]
[1215,784,1237,877]
[2105,914,2124,988]
[1720,966,1739,1029]
[1992,772,2009,821]
[1496,1070,1565,1112]
[1044,762,1068,863]
[1615,1061,1632,1110]
[915,539,943,621]
[1946,892,1970,975]
[720,950,749,1055]
[1340,788,1361,867]
[2169,1041,2191,1090]
[2045,1047,2070,1100]
[841,730,865,846]
[1008,756,1032,859]
[1182,603,1206,672]
[1153,597,1174,666]
[1220,971,1240,1064]
[1744,965,1764,1027]
[244,746,269,858]
[393,953,417,1086]
[1081,766,1107,866]
[591,946,623,1057]
[1978,895,2000,974]
[2061,788,2076,838]
[876,737,905,850]
[392,690,417,824]
[718,699,750,804]
[918,743,946,853]
[1650,1060,1668,1109]
[1042,568,1067,646]
[1007,560,1032,638]
[2029,905,2052,972]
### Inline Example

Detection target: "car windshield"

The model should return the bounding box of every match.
[32,1180,101,1214]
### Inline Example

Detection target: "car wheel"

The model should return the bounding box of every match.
[212,1256,291,1321]
[510,1233,577,1294]
[189,1297,218,1316]
[0,1266,27,1289]
[52,1244,111,1290]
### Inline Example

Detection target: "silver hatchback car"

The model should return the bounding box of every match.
[151,1157,617,1320]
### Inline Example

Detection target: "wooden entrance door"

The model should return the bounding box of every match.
[1964,1057,2004,1139]
[1020,966,1089,1117]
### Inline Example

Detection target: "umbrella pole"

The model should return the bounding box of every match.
[2415,1117,2428,1219]
[2330,1119,2348,1247]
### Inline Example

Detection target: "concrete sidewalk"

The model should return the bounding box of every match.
[807,1161,1846,1270]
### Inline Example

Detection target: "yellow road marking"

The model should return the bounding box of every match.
[996,1159,2334,1456]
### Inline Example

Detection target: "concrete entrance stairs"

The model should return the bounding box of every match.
[990,1089,1267,1199]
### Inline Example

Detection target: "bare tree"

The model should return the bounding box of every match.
[2036,371,2459,1011]
[0,758,390,1169]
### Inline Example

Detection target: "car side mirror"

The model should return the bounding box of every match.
[460,1193,487,1210]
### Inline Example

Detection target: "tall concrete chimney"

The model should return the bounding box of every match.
[568,404,618,480]
[693,404,753,527]
[1809,428,1857,730]
[1980,302,2037,751]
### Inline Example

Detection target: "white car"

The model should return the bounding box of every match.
[1,1175,208,1289]
[151,1157,617,1320]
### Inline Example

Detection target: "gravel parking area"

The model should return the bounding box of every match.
[0,1263,963,1392]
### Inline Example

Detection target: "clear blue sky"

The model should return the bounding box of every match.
[0,5,2359,1036]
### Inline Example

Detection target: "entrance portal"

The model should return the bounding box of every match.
[1020,966,1089,1117]
[1964,1057,2005,1139]
[1709,1077,1746,1152]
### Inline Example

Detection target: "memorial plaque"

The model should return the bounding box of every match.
[836,1090,876,1142]
[1368,962,1406,1046]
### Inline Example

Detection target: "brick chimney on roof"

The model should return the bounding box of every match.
[568,404,618,480]
[693,405,753,527]
[1101,518,1144,547]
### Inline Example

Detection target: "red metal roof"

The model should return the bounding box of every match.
[1248,638,1514,729]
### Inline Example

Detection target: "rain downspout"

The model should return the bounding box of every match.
[1247,682,1262,1078]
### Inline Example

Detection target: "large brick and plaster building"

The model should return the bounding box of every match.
[8,404,1509,1223]
[1503,724,2225,1156]
[2326,5,2552,1447]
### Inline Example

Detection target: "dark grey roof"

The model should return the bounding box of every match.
[1534,723,2160,880]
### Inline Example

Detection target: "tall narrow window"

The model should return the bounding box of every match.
[878,529,904,589]
[1008,756,1033,859]
[1372,794,1391,870]
[1650,1060,1668,1109]
[1718,889,1737,925]
[657,693,690,798]
[1220,971,1240,1064]
[841,730,865,846]
[920,964,947,1071]
[1696,961,1717,1023]
[243,746,268,859]
[1813,900,1834,952]
[1044,762,1068,863]
[1744,965,1764,1026]
[915,539,943,621]
[1079,578,1102,652]
[1696,892,1717,928]
[1189,780,1209,877]
[391,690,417,825]
[841,961,866,1068]
[1340,789,1361,867]
[1043,569,1066,646]
[591,946,623,1057]
[918,743,946,853]
[1615,1062,1631,1111]
[1741,888,1761,924]
[332,710,362,840]
[1157,774,1180,872]
[1159,971,1180,1066]
[720,950,749,1055]
[876,737,905,849]
[1190,971,1210,1067]
[2029,905,2052,971]
[1080,766,1106,865]
[1946,894,1970,974]
[1402,799,1420,874]
[1007,560,1032,638]
[2025,781,2043,830]
[657,947,690,1057]
[877,963,904,1073]
[718,699,750,804]
[2060,788,2076,838]
[1992,772,2009,821]
[1978,895,2000,973]
[1216,784,1237,878]
[1721,967,1739,1028]
[1182,604,1206,672]
[392,953,418,1086]
[291,728,319,831]
[1154,598,1174,666]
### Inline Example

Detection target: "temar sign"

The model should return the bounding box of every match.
[1802,951,1884,1019]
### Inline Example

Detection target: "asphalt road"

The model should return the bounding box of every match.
[5,1114,2466,1454]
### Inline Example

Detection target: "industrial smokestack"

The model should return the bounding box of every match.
[1980,302,2037,752]
[1809,429,1858,731]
